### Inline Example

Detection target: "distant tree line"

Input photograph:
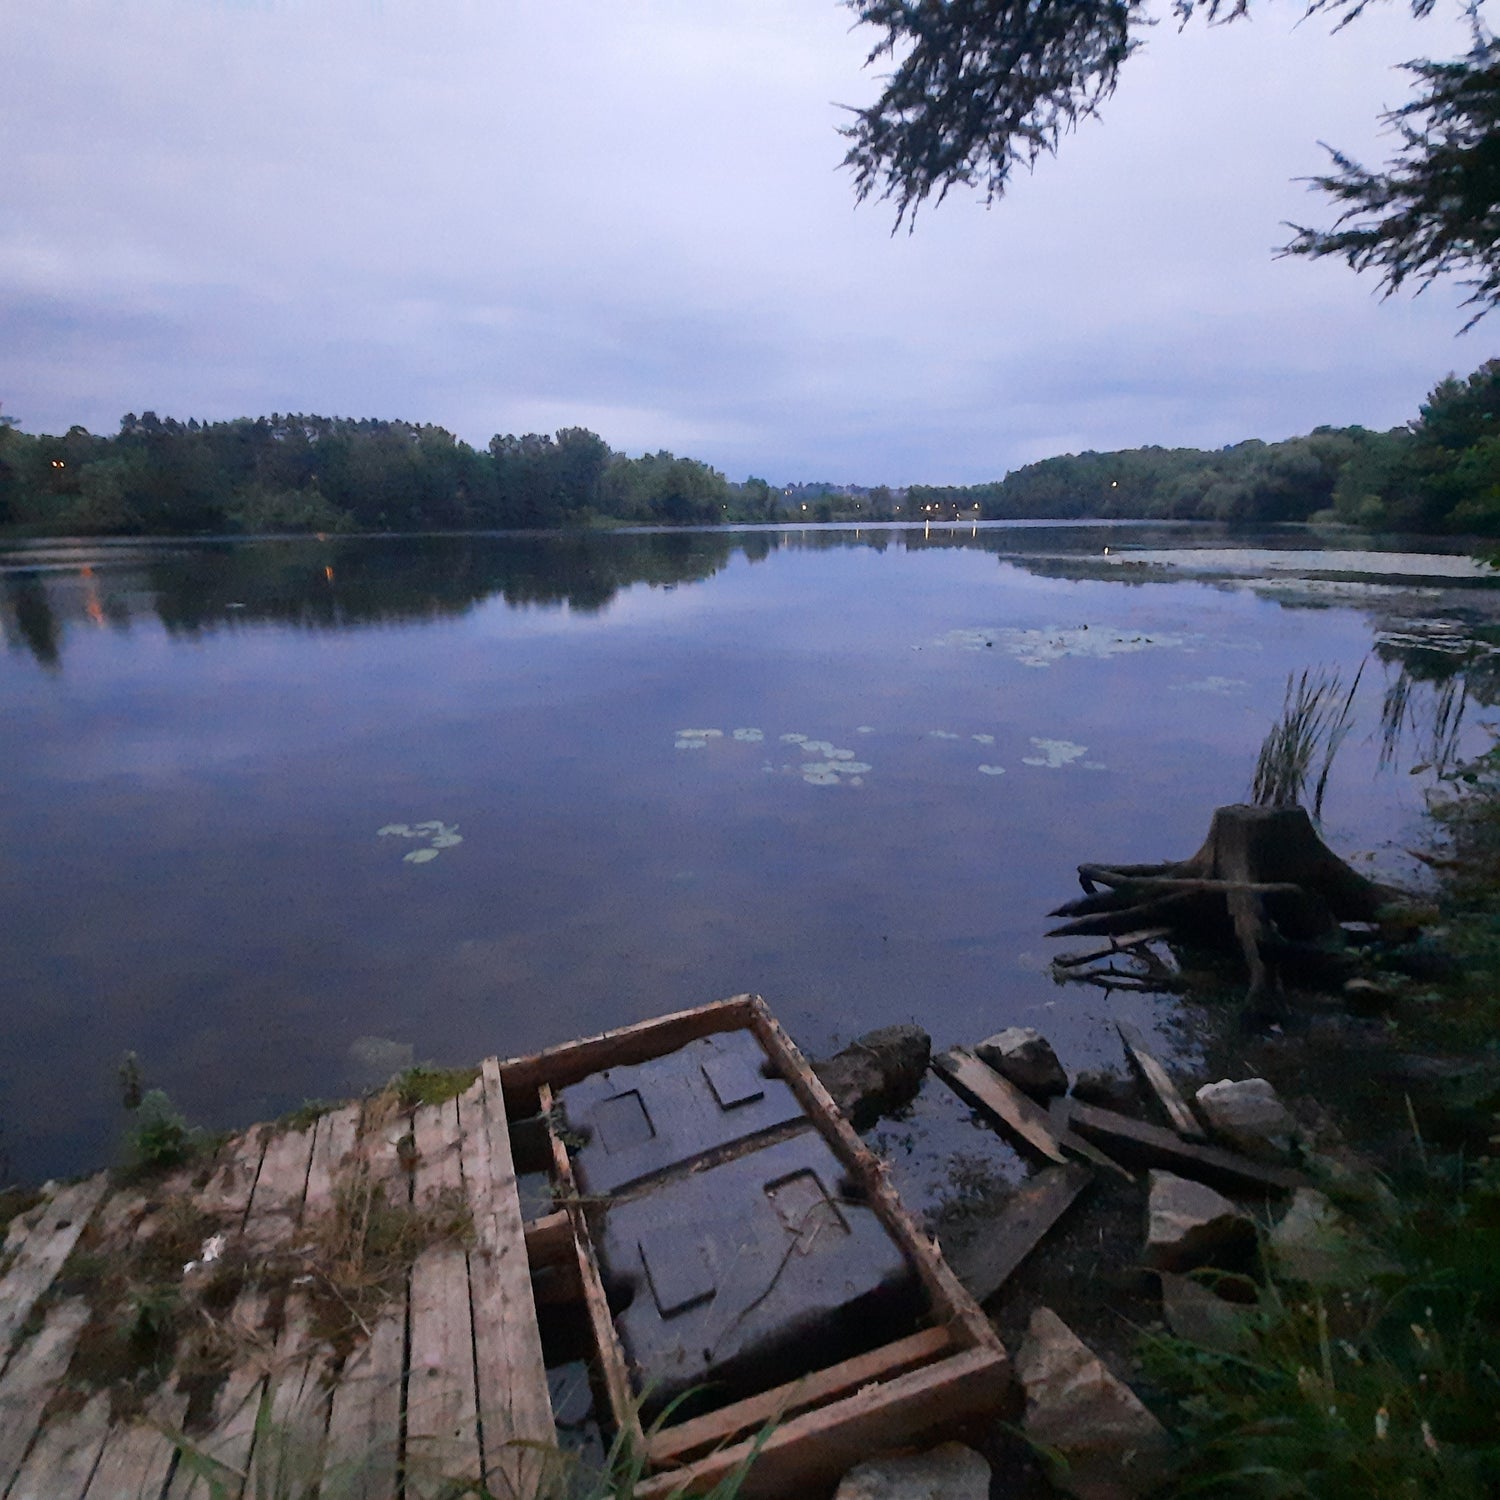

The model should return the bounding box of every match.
[908,361,1500,535]
[0,412,760,535]
[5,360,1500,537]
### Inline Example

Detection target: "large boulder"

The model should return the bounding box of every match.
[1157,1272,1254,1355]
[832,1443,991,1500]
[1072,1068,1144,1114]
[1017,1307,1171,1500]
[975,1027,1068,1098]
[813,1025,931,1130]
[1144,1170,1256,1272]
[1194,1078,1298,1160]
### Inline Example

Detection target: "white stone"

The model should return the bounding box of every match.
[1144,1171,1256,1272]
[832,1443,990,1500]
[1195,1078,1298,1159]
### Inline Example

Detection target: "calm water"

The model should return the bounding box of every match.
[3,523,1498,1186]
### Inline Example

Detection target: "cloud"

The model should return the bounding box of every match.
[0,0,1480,482]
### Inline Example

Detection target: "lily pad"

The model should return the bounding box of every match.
[732,728,764,741]
[977,764,1006,776]
[802,768,840,786]
[404,847,441,864]
[780,732,808,743]
[429,833,464,849]
[676,729,723,739]
[972,733,995,745]
[377,824,413,838]
[1022,739,1089,769]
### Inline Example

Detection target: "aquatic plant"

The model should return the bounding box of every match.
[1022,738,1096,769]
[1251,665,1364,818]
[376,820,463,863]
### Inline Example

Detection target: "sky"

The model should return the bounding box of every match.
[3,0,1495,485]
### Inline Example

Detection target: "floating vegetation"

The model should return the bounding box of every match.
[929,730,961,740]
[855,725,875,734]
[935,624,1193,667]
[731,727,764,742]
[780,732,808,744]
[377,820,463,863]
[1022,738,1103,770]
[674,725,872,787]
[977,765,1006,776]
[972,733,995,745]
[1173,676,1248,694]
[676,729,723,739]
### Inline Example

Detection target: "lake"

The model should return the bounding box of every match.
[3,522,1498,1190]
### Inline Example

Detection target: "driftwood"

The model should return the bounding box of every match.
[1048,804,1409,1019]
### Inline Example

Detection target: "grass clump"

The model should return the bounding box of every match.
[121,1089,208,1180]
[1252,664,1363,818]
[390,1063,480,1110]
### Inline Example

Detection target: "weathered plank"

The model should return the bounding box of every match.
[0,1175,108,1365]
[302,1104,360,1216]
[243,1299,333,1500]
[161,1289,269,1499]
[497,993,757,1107]
[5,1388,112,1500]
[1116,1020,1206,1139]
[536,1081,642,1453]
[241,1124,316,1252]
[1065,1099,1306,1192]
[933,1049,1069,1164]
[647,1325,953,1467]
[81,1387,189,1500]
[635,1347,1009,1500]
[461,1061,555,1499]
[196,1129,267,1227]
[944,1163,1094,1305]
[0,1297,92,1490]
[320,1309,404,1500]
[405,1097,481,1496]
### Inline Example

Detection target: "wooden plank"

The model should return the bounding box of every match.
[537,1082,642,1453]
[320,1308,404,1500]
[750,1004,1001,1346]
[0,1175,108,1365]
[647,1325,953,1467]
[634,1346,1008,1500]
[405,1097,481,1495]
[196,1129,267,1227]
[241,1124,317,1251]
[522,1209,573,1270]
[461,1060,555,1500]
[1116,1020,1206,1139]
[944,1164,1093,1305]
[161,1289,269,1499]
[496,994,756,1106]
[302,1105,360,1216]
[932,1049,1068,1164]
[6,1388,112,1500]
[243,1298,333,1500]
[0,1297,92,1490]
[80,1388,189,1500]
[1066,1099,1306,1192]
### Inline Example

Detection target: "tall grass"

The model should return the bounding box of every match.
[1251,664,1364,819]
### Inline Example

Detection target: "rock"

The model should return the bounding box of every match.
[1157,1272,1253,1355]
[1194,1078,1298,1160]
[1268,1187,1398,1286]
[1017,1307,1171,1500]
[974,1027,1068,1097]
[1341,977,1394,1014]
[813,1025,931,1130]
[1144,1170,1256,1272]
[832,1442,990,1500]
[1071,1069,1143,1114]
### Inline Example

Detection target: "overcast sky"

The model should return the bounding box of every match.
[3,1,1494,484]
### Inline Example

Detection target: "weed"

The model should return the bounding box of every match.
[274,1100,338,1134]
[1252,664,1364,818]
[391,1063,481,1110]
[121,1089,207,1180]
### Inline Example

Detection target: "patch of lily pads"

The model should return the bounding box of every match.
[377,820,464,864]
[934,624,1198,667]
[1021,739,1105,770]
[676,727,872,786]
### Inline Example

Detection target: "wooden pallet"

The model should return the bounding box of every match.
[496,993,1012,1499]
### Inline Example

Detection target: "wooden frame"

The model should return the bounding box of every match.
[498,994,1010,1498]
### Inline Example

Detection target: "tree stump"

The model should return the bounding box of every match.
[1048,804,1410,1020]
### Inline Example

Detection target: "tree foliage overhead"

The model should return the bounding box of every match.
[840,1,1500,322]
[1284,25,1500,328]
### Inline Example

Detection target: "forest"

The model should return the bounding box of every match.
[4,359,1500,537]
[912,361,1500,533]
